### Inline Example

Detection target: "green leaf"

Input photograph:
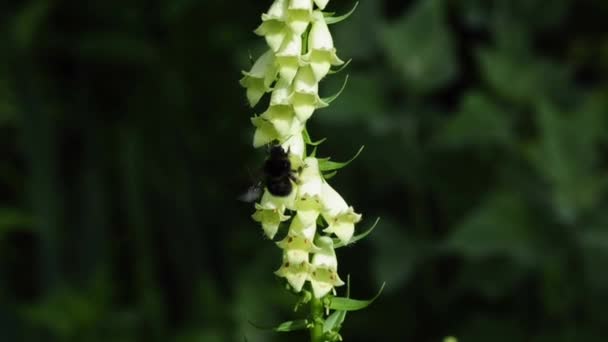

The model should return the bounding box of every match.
[324,2,359,25]
[434,91,513,149]
[328,283,385,311]
[444,191,539,266]
[318,145,364,172]
[328,59,352,75]
[321,74,349,104]
[334,217,380,248]
[380,0,457,93]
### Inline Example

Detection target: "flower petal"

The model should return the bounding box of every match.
[281,133,305,159]
[252,202,290,239]
[251,116,279,147]
[289,210,319,241]
[320,180,348,217]
[263,0,289,20]
[313,0,329,10]
[275,256,309,292]
[276,32,302,84]
[309,236,344,298]
[261,188,297,211]
[287,0,313,35]
[298,157,323,197]
[309,11,334,50]
[322,207,362,245]
[240,50,277,106]
[261,105,300,137]
[254,20,288,52]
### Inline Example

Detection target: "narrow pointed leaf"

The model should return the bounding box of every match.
[318,145,364,172]
[321,74,349,104]
[334,217,380,248]
[325,2,359,25]
[328,59,352,75]
[328,283,385,311]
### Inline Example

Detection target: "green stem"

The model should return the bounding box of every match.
[310,296,324,342]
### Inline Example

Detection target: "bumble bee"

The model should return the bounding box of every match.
[239,144,298,202]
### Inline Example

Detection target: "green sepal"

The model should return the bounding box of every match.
[274,319,309,332]
[324,2,359,25]
[303,126,327,146]
[318,145,364,172]
[323,310,346,334]
[328,282,385,311]
[333,217,380,248]
[321,74,349,104]
[323,170,338,180]
[328,59,352,75]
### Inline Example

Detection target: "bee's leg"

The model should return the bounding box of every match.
[289,172,300,184]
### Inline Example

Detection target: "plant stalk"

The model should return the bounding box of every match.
[310,296,324,342]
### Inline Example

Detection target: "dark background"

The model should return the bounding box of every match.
[1,0,608,341]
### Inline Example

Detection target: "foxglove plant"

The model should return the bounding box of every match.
[242,1,381,341]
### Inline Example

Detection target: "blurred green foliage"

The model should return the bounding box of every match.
[1,0,607,341]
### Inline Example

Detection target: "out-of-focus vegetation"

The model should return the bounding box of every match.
[1,0,607,341]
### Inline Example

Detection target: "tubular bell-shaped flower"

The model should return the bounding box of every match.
[252,201,290,239]
[275,31,302,84]
[287,0,314,35]
[255,0,291,52]
[310,236,344,298]
[303,11,344,82]
[240,50,278,107]
[291,65,328,122]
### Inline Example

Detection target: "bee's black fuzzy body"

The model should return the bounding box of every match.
[264,145,295,197]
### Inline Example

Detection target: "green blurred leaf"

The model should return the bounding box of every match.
[380,0,458,93]
[444,191,540,266]
[332,1,382,60]
[527,103,607,222]
[371,218,420,293]
[477,48,569,105]
[435,91,513,148]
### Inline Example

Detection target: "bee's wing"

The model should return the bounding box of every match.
[238,183,263,203]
